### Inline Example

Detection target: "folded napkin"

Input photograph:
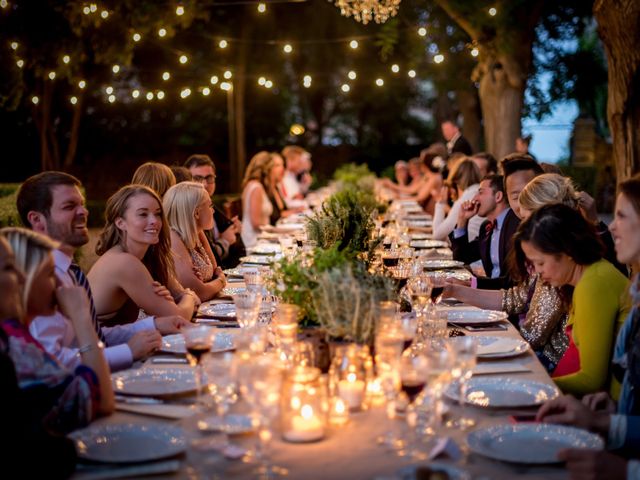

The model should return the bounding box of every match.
[115,402,196,420]
[477,338,517,356]
[74,460,181,480]
[473,363,531,375]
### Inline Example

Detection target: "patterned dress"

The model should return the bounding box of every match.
[190,241,214,282]
[0,318,100,434]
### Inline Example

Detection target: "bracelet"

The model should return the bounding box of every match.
[78,341,105,354]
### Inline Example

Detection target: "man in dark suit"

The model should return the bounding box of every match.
[449,174,519,289]
[441,120,473,157]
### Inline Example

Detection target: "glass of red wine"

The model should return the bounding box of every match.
[182,326,214,406]
[425,271,447,305]
[400,351,429,404]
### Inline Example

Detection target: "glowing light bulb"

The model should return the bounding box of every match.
[489,7,497,16]
[375,78,384,87]
[158,28,167,38]
[223,70,232,79]
[283,44,292,54]
[157,91,165,99]
[31,96,39,105]
[78,80,86,89]
[105,86,114,94]
[408,69,416,78]
[180,88,191,98]
[100,10,108,19]
[146,92,154,100]
[220,82,232,91]
[434,54,445,64]
[348,70,357,80]
[349,40,358,49]
[48,71,56,80]
[258,76,266,86]
[471,48,479,57]
[132,89,140,98]
[391,64,399,73]
[108,94,116,103]
[257,3,266,13]
[90,4,97,13]
[162,71,171,81]
[418,27,427,37]
[210,75,219,85]
[10,41,18,50]
[202,87,210,96]
[0,0,9,9]
[16,59,24,68]
[132,32,141,42]
[83,6,90,14]
[219,39,228,49]
[176,5,184,16]
[264,80,273,88]
[341,84,350,93]
[62,55,70,64]
[112,64,120,74]
[179,55,188,64]
[70,96,78,105]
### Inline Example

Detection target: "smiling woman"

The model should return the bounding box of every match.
[88,185,199,326]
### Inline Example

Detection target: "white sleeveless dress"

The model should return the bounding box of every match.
[241,181,273,248]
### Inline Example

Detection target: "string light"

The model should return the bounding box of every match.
[179,54,188,64]
[112,64,120,73]
[158,28,167,38]
[132,89,140,98]
[303,75,312,88]
[471,47,479,57]
[283,44,293,54]
[10,41,18,50]
[264,80,273,89]
[488,7,497,16]
[108,94,116,103]
[100,10,109,19]
[391,64,399,73]
[434,54,445,63]
[105,86,114,94]
[83,6,90,14]
[16,59,23,68]
[162,71,171,81]
[0,0,9,9]
[180,88,191,98]
[31,96,39,105]
[132,32,141,42]
[48,71,56,80]
[219,39,228,49]
[418,27,427,37]
[146,92,154,100]
[210,75,219,85]
[90,4,97,13]
[375,78,384,86]
[290,124,305,135]
[220,82,232,91]
[258,76,266,86]
[157,90,165,99]
[348,70,357,80]
[223,70,232,79]
[341,84,350,93]
[407,69,416,78]
[257,2,266,13]
[349,40,359,49]
[78,80,86,89]
[70,96,78,105]
[202,87,210,96]
[176,5,185,16]
[62,55,71,64]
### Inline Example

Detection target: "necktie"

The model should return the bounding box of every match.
[68,263,107,344]
[484,219,498,236]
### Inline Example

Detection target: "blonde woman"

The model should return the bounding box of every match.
[88,185,199,326]
[164,182,227,301]
[432,157,483,240]
[0,228,114,434]
[132,162,176,198]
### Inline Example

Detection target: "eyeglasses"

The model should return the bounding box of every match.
[194,174,216,184]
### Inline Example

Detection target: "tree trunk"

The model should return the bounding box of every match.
[228,16,249,192]
[63,92,84,170]
[456,88,482,152]
[474,55,525,159]
[594,0,640,180]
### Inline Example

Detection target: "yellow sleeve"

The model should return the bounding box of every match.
[554,267,627,395]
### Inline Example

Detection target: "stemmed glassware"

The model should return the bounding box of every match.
[182,325,215,407]
[204,351,237,419]
[425,271,447,305]
[234,291,262,328]
[446,337,478,430]
[406,276,432,317]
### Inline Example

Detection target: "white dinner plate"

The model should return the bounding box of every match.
[409,232,431,240]
[467,424,604,464]
[221,286,246,297]
[422,259,464,270]
[248,244,282,255]
[198,302,237,318]
[443,307,508,324]
[445,377,559,408]
[223,266,259,278]
[410,239,448,249]
[398,462,470,480]
[197,414,257,435]
[260,223,305,234]
[469,335,530,359]
[239,255,276,265]
[406,219,432,228]
[160,331,236,355]
[70,423,186,463]
[112,368,197,396]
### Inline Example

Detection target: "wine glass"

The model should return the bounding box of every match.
[406,276,432,317]
[204,352,237,418]
[400,313,417,351]
[234,291,262,328]
[446,336,477,430]
[425,271,447,305]
[237,353,287,478]
[182,326,214,407]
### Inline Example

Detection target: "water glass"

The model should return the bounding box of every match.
[204,352,237,417]
[234,291,262,328]
[447,336,477,430]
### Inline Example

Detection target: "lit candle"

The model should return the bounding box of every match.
[329,397,349,426]
[283,404,325,442]
[337,372,366,410]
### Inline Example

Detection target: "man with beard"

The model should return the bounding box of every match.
[450,174,520,289]
[17,172,187,371]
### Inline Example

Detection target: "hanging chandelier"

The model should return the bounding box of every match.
[329,0,402,24]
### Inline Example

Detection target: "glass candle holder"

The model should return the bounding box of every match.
[329,396,350,426]
[281,366,328,443]
[330,344,370,411]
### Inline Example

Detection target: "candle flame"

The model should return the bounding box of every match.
[347,372,357,383]
[301,404,314,419]
[335,399,346,414]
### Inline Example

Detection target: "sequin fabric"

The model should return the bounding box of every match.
[502,273,569,367]
[190,242,214,282]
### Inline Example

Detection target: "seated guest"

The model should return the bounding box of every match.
[163,182,227,301]
[0,228,114,434]
[412,149,444,216]
[393,160,410,186]
[450,174,519,289]
[281,145,312,204]
[184,154,244,269]
[513,204,629,395]
[266,151,304,224]
[501,154,544,218]
[470,152,498,178]
[88,185,200,326]
[131,162,176,198]
[171,165,193,184]
[17,172,175,372]
[382,157,425,196]
[432,157,483,241]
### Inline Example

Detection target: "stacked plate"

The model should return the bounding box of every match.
[471,335,529,359]
[160,331,236,355]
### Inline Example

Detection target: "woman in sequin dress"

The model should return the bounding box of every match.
[164,182,227,302]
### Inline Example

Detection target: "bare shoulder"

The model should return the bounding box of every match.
[91,250,147,277]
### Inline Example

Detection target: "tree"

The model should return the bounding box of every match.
[594,0,640,179]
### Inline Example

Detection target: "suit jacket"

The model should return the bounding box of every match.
[449,208,520,290]
[449,135,473,156]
